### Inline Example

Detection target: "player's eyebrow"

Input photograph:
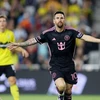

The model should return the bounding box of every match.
[55,16,64,19]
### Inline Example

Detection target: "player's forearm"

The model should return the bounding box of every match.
[82,35,100,43]
[17,38,37,47]
[15,47,24,52]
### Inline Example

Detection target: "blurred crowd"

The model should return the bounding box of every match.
[0,0,99,71]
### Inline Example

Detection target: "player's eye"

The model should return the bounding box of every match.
[56,17,59,19]
[60,17,64,19]
[3,20,6,22]
[0,20,6,23]
[55,17,64,20]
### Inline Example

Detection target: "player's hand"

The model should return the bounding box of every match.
[21,49,29,58]
[7,43,19,50]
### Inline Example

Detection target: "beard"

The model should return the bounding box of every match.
[57,22,64,28]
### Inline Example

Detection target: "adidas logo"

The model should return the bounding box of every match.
[52,38,56,41]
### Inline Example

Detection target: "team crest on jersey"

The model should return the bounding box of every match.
[64,35,70,41]
[7,35,10,38]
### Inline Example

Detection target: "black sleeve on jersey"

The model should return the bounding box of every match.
[73,30,83,39]
[35,33,47,44]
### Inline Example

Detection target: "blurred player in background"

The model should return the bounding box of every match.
[0,15,29,100]
[8,11,100,100]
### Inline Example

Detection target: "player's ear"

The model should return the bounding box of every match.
[53,18,55,24]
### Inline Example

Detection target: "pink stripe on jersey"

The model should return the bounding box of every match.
[64,26,80,33]
[42,26,55,34]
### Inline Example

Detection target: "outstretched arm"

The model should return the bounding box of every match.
[8,38,38,50]
[13,38,37,47]
[81,34,100,43]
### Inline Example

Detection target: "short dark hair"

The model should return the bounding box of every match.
[53,11,65,17]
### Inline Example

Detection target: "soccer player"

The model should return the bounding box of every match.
[8,11,100,100]
[0,15,29,100]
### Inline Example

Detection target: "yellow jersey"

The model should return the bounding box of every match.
[0,29,15,65]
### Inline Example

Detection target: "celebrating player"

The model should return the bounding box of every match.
[8,11,100,100]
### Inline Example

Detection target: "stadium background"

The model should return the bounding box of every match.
[0,0,100,100]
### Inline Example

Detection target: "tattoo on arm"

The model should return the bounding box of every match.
[18,38,37,47]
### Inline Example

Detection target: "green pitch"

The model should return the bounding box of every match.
[0,94,100,100]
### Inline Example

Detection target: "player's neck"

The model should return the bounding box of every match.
[0,28,5,33]
[55,26,64,32]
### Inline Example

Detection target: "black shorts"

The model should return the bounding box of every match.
[49,64,78,84]
[0,65,16,78]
